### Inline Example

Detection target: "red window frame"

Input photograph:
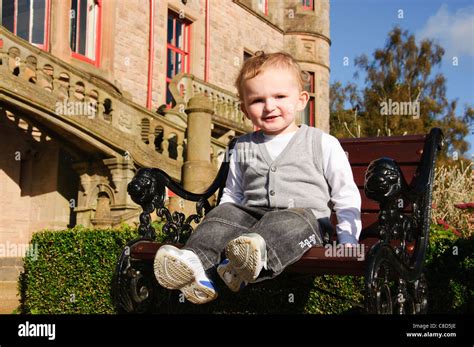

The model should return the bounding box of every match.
[2,0,51,51]
[258,0,268,15]
[70,0,102,67]
[166,11,191,106]
[302,0,314,11]
[308,98,315,127]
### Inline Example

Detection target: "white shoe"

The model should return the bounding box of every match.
[154,245,217,304]
[217,259,248,292]
[223,233,267,283]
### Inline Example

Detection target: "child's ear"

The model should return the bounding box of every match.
[296,91,310,111]
[240,103,250,119]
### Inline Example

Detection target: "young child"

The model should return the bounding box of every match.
[153,51,361,304]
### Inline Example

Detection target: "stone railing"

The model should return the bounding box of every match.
[0,27,190,179]
[169,73,253,134]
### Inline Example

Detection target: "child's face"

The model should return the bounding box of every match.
[240,67,309,135]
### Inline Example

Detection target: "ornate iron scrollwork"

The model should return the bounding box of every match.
[157,200,206,243]
[365,158,415,248]
[126,138,236,243]
[409,273,428,314]
[364,159,420,314]
[365,158,404,238]
[364,129,443,314]
[127,168,166,239]
[127,167,213,243]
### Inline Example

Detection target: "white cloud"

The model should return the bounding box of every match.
[417,4,474,57]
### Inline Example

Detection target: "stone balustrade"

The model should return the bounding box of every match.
[0,27,195,179]
[169,72,253,134]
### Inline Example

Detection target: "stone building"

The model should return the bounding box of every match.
[0,0,330,310]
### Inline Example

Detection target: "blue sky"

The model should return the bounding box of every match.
[330,0,474,158]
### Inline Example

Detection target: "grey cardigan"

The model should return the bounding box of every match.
[235,124,332,219]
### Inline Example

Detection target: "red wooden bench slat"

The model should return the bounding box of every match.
[128,240,372,276]
[287,238,379,275]
[129,237,415,277]
[129,238,413,277]
[340,135,425,164]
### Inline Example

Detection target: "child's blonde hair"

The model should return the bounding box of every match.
[235,51,306,101]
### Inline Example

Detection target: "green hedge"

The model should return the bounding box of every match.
[19,224,139,314]
[425,225,473,313]
[18,224,471,314]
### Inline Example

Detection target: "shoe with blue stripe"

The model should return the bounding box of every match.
[154,245,217,304]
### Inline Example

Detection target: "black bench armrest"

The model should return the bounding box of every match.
[363,128,443,301]
[127,138,238,241]
[406,128,444,200]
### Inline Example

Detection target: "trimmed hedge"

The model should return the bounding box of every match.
[425,225,473,313]
[19,224,139,314]
[18,224,471,314]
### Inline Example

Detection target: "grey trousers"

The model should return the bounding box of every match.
[184,203,323,281]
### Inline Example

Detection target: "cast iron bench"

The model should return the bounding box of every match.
[113,128,443,314]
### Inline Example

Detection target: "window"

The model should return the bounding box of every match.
[70,0,101,66]
[1,0,50,50]
[302,0,314,10]
[257,0,268,15]
[166,10,191,105]
[302,71,315,127]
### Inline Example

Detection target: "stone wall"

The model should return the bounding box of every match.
[45,0,330,127]
[113,0,150,106]
[207,1,284,93]
[0,117,73,252]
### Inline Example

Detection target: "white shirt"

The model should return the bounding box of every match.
[220,131,362,244]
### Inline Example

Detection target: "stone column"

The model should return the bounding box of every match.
[182,95,215,193]
[103,157,139,216]
[72,161,94,227]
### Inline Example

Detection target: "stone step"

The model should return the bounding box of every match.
[0,267,21,281]
[0,257,23,267]
[0,257,23,281]
[0,281,19,314]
